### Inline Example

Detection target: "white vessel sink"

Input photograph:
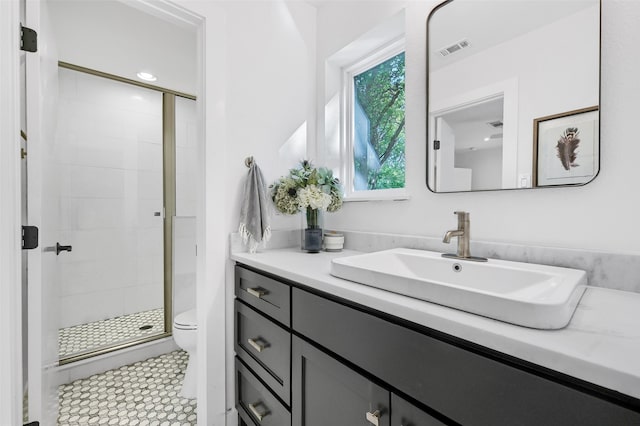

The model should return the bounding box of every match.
[330,248,587,329]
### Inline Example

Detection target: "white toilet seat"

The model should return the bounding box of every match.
[174,309,197,330]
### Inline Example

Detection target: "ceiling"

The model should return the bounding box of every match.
[48,0,197,95]
[441,97,504,152]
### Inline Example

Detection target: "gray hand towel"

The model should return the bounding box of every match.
[239,161,271,253]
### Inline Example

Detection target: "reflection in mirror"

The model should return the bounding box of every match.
[427,0,600,192]
[433,96,504,191]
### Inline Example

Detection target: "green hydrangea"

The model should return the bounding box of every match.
[270,160,343,216]
[271,177,300,215]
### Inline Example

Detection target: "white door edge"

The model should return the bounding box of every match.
[0,0,25,424]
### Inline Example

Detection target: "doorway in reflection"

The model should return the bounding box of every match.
[433,96,504,192]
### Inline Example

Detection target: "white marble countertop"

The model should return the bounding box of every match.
[231,247,640,400]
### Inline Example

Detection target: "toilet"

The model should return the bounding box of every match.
[173,309,197,399]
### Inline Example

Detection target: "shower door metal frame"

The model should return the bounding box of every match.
[57,62,196,365]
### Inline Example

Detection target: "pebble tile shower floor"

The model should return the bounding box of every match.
[57,350,197,425]
[59,308,165,358]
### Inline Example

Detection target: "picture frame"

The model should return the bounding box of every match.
[533,106,599,187]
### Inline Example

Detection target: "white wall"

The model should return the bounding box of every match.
[456,147,502,191]
[320,0,640,254]
[317,1,407,172]
[56,68,165,327]
[222,5,317,424]
[170,1,316,424]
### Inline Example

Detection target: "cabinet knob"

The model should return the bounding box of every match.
[366,410,381,426]
[247,337,268,353]
[248,402,269,422]
[247,287,268,298]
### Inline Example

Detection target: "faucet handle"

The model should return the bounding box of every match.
[453,211,469,218]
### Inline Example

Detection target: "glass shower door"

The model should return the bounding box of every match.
[55,67,167,362]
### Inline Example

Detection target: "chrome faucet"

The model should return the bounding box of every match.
[442,211,487,262]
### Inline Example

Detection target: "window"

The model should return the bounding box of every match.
[343,40,406,199]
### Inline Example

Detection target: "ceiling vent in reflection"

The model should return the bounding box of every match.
[438,39,471,57]
[487,120,504,128]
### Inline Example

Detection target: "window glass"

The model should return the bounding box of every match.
[352,52,405,191]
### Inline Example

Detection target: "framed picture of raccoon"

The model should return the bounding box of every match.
[533,106,599,187]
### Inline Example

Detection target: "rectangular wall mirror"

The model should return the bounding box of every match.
[427,0,600,192]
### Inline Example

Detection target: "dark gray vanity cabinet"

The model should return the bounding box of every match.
[235,264,640,426]
[292,335,444,426]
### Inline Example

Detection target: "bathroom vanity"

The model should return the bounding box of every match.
[232,248,640,426]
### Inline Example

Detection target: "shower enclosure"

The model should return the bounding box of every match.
[55,63,196,364]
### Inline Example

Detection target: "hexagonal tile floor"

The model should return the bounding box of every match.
[57,350,196,425]
[59,308,165,359]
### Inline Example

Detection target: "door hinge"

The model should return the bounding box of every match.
[22,226,39,250]
[20,24,38,52]
[21,148,27,159]
[433,140,441,150]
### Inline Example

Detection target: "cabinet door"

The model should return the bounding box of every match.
[292,336,390,426]
[391,394,447,426]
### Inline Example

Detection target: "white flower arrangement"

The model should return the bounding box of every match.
[298,186,332,211]
[270,160,343,228]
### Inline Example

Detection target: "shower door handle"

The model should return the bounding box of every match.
[56,242,72,255]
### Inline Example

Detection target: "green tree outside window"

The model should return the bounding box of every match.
[353,52,405,190]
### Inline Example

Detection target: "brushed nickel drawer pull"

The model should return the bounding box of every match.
[247,287,267,298]
[248,402,269,422]
[247,337,268,352]
[366,410,381,426]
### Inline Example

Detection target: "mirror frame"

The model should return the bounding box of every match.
[426,0,602,193]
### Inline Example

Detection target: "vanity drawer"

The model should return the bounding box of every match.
[236,358,291,426]
[391,393,447,426]
[235,265,290,327]
[235,300,291,405]
[292,287,640,426]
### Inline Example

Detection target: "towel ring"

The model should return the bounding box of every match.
[244,156,254,168]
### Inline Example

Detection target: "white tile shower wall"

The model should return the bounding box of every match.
[173,217,196,319]
[56,68,164,328]
[176,96,198,217]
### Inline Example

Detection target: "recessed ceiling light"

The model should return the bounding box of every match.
[136,71,157,82]
[484,137,490,142]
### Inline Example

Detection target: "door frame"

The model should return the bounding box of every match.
[1,0,210,423]
[0,0,24,424]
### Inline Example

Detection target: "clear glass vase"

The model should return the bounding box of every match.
[301,207,323,253]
